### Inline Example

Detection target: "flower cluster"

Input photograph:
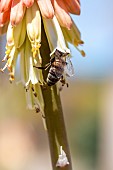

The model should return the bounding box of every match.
[0,0,85,112]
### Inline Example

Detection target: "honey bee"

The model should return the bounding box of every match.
[34,48,74,86]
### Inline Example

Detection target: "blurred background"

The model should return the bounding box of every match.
[0,0,113,170]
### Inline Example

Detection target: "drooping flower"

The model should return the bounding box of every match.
[0,0,80,29]
[0,0,85,112]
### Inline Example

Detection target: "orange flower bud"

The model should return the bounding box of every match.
[37,0,54,19]
[10,0,26,26]
[0,10,10,27]
[0,0,12,13]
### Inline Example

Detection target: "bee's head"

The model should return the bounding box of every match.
[56,48,70,57]
[50,48,70,58]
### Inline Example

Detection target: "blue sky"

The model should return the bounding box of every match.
[71,0,113,80]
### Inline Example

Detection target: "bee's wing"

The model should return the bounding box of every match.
[64,57,74,77]
[53,66,63,79]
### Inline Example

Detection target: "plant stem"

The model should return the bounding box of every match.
[40,21,72,170]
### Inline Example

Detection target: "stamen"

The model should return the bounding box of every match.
[75,45,86,57]
[0,63,8,72]
[9,72,15,82]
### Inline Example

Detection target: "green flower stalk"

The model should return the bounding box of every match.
[0,0,85,169]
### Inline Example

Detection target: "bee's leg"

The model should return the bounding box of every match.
[60,76,69,87]
[59,85,63,92]
[38,80,48,90]
[59,76,69,91]
[33,63,51,70]
[66,82,69,88]
[59,76,65,91]
[38,80,45,86]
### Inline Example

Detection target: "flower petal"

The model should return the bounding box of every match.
[43,16,68,51]
[37,0,54,19]
[33,83,44,113]
[25,83,44,114]
[52,0,72,30]
[29,55,39,85]
[10,0,26,26]
[26,1,41,43]
[64,0,80,15]
[13,16,26,48]
[0,10,10,27]
[61,19,81,45]
[61,20,85,57]
[20,36,41,86]
[9,48,19,82]
[6,22,14,47]
[20,45,28,85]
[0,0,12,13]
[22,0,34,8]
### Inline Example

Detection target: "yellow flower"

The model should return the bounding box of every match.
[0,0,85,112]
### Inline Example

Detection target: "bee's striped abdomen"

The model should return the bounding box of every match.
[46,67,60,86]
[47,64,65,86]
[46,58,65,86]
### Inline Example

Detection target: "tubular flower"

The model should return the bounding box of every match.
[0,0,85,112]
